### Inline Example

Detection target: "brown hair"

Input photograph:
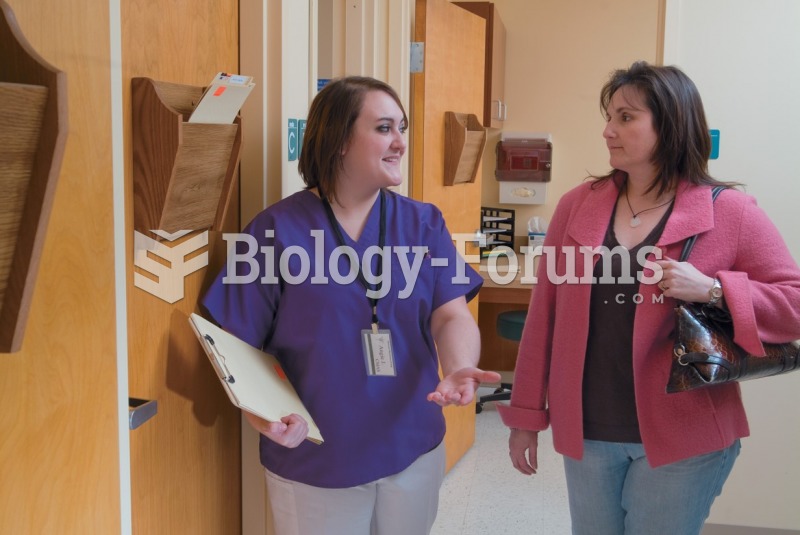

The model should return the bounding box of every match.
[298,76,408,203]
[595,61,735,194]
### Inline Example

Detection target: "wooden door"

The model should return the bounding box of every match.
[411,0,486,471]
[0,1,120,532]
[122,1,243,533]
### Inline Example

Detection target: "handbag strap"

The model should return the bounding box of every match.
[678,186,727,262]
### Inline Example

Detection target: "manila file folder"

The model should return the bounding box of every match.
[187,72,255,124]
[189,313,323,444]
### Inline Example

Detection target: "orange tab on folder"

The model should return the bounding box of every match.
[273,363,287,381]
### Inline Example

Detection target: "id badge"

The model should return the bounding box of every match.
[361,328,396,376]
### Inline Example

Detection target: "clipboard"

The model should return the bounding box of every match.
[188,313,323,444]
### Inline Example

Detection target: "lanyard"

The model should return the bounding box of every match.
[321,189,386,331]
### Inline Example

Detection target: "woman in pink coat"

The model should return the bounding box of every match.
[498,61,800,534]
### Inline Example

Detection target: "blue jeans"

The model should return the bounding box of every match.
[563,439,740,535]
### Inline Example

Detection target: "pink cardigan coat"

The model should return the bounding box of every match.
[497,179,800,467]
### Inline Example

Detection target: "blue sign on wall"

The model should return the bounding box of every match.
[288,119,298,161]
[709,129,720,160]
[298,119,306,158]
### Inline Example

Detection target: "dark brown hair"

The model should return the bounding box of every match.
[595,61,734,195]
[298,76,408,203]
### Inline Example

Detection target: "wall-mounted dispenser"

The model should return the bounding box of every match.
[495,134,551,182]
[495,133,551,205]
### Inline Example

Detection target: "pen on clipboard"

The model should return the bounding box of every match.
[204,334,236,383]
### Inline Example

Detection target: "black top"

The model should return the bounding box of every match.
[582,202,672,443]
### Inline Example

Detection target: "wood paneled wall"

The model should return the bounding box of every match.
[122,1,242,533]
[0,0,242,533]
[0,0,120,532]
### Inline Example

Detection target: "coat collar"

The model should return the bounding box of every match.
[658,181,717,247]
[567,178,717,248]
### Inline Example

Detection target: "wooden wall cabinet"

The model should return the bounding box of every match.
[131,77,242,234]
[454,1,506,128]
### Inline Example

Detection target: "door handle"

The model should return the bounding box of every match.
[129,397,158,430]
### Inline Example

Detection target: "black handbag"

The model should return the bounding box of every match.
[666,187,800,393]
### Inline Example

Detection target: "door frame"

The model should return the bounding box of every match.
[237,1,411,532]
[110,0,132,532]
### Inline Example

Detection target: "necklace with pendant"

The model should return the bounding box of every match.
[624,185,674,228]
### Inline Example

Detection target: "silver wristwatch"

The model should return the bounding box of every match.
[708,278,723,306]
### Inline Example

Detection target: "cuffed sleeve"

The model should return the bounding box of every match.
[720,194,800,353]
[496,403,549,431]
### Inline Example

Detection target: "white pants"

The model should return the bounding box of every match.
[264,441,446,535]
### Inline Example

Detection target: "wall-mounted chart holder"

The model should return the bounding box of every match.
[132,77,242,234]
[480,206,515,258]
[0,0,68,353]
[444,111,486,186]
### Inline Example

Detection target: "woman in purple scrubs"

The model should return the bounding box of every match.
[202,76,499,534]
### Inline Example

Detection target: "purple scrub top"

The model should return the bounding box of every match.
[202,189,482,488]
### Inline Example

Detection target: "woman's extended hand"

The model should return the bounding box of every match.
[427,367,502,406]
[242,410,309,448]
[509,428,539,475]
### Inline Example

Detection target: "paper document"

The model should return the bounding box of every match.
[188,313,323,444]
[188,72,255,124]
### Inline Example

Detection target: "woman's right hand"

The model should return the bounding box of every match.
[243,410,309,448]
[509,428,539,475]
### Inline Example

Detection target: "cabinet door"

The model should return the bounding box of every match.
[453,2,506,128]
[488,5,506,127]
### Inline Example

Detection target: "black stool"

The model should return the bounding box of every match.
[476,309,527,413]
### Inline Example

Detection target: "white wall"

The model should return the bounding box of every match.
[239,3,316,533]
[479,0,662,238]
[665,0,800,530]
[317,0,411,196]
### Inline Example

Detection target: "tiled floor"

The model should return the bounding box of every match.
[432,386,571,535]
[432,388,799,535]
